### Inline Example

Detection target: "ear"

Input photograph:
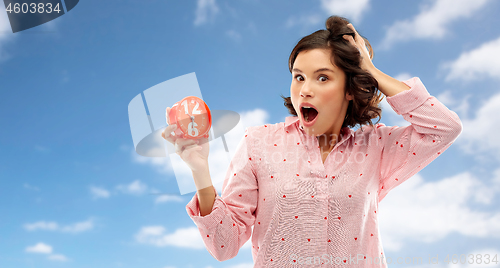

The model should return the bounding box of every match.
[345,92,354,101]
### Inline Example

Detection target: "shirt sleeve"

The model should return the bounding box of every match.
[185,127,258,261]
[377,77,463,202]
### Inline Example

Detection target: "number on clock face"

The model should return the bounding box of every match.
[188,122,199,137]
[182,99,202,115]
[180,99,205,137]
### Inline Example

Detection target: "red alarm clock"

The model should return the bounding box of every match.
[168,96,212,139]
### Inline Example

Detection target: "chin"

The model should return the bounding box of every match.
[302,124,322,137]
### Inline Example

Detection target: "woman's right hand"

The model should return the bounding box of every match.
[162,107,210,173]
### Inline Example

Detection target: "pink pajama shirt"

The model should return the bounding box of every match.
[186,77,463,267]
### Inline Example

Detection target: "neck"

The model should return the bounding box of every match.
[317,126,342,153]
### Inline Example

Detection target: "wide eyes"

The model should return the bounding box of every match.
[295,75,304,82]
[294,75,328,82]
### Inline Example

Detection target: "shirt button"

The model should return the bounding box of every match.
[310,171,313,174]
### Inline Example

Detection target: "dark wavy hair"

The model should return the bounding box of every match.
[281,15,383,129]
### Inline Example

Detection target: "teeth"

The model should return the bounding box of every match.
[301,106,313,122]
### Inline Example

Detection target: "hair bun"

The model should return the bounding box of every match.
[325,16,351,36]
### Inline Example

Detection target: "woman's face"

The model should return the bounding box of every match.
[290,48,353,139]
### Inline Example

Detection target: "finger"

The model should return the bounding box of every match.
[175,141,183,155]
[181,144,201,159]
[176,137,198,148]
[347,23,359,38]
[184,143,199,152]
[343,35,356,47]
[343,34,364,58]
[349,24,367,49]
[162,125,175,140]
[196,137,208,146]
[166,107,171,125]
[177,142,200,157]
[175,138,198,155]
[346,23,363,45]
[162,125,178,144]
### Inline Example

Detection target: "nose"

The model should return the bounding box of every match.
[300,82,314,98]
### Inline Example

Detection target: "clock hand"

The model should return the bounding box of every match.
[188,109,194,125]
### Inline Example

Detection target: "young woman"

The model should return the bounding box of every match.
[162,16,462,267]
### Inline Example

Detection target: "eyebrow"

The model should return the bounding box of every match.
[292,68,335,74]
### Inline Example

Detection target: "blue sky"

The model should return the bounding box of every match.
[1,0,500,267]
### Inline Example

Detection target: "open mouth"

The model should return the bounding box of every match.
[301,106,318,122]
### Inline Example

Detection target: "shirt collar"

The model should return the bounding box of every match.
[284,116,300,129]
[284,116,354,142]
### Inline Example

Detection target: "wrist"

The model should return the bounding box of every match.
[191,162,210,176]
[366,64,380,79]
[191,164,212,190]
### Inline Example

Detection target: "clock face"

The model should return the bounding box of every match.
[172,96,211,139]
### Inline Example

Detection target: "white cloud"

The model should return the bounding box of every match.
[226,29,242,42]
[320,0,370,24]
[436,90,455,107]
[116,180,148,195]
[493,169,500,192]
[381,0,492,49]
[135,225,253,251]
[26,242,52,254]
[379,172,500,252]
[47,254,70,262]
[246,21,257,36]
[436,90,471,119]
[285,14,322,29]
[24,221,58,231]
[194,0,219,26]
[380,96,409,127]
[241,238,251,249]
[455,91,500,161]
[89,186,110,199]
[24,219,94,234]
[132,148,171,174]
[154,194,184,204]
[23,183,40,191]
[442,36,500,82]
[59,219,94,233]
[135,226,205,249]
[25,243,70,262]
[60,69,70,83]
[394,72,413,82]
